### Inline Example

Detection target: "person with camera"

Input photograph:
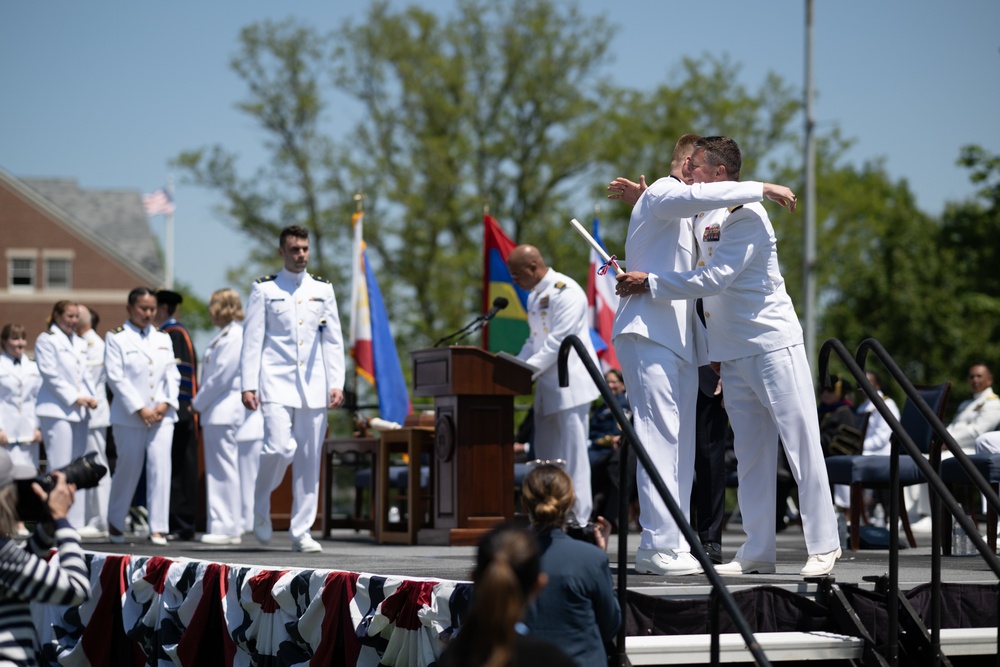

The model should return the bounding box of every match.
[34,301,98,530]
[0,448,90,666]
[105,288,180,546]
[520,463,621,667]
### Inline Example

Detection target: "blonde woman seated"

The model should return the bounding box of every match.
[521,463,621,667]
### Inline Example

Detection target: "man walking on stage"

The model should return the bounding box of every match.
[241,225,345,553]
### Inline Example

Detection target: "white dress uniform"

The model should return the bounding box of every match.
[235,407,264,533]
[191,321,246,538]
[241,268,345,544]
[652,200,840,563]
[517,267,599,524]
[34,324,94,527]
[105,320,180,535]
[612,176,767,553]
[81,328,111,532]
[947,387,1000,454]
[0,351,42,471]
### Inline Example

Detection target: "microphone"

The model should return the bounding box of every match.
[483,297,509,320]
[433,297,510,347]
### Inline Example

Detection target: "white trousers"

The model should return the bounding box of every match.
[84,427,111,531]
[108,421,174,534]
[255,404,327,542]
[534,404,592,525]
[7,441,39,472]
[615,334,697,552]
[203,423,242,537]
[722,345,839,562]
[40,417,89,527]
[237,437,263,533]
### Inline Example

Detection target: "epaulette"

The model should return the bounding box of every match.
[255,275,277,284]
[45,329,55,335]
[554,281,567,290]
[728,205,744,213]
[310,273,331,284]
[111,326,124,334]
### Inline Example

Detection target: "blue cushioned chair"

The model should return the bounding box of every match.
[825,382,951,551]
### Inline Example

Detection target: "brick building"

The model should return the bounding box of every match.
[0,168,164,345]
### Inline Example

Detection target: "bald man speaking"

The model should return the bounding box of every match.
[507,245,599,525]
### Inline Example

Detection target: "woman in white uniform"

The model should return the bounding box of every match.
[34,302,97,528]
[0,324,43,472]
[191,288,247,544]
[105,288,179,546]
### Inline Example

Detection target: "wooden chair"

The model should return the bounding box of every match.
[825,382,951,551]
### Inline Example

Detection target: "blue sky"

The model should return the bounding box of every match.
[2,0,998,307]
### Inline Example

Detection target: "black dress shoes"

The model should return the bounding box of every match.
[702,541,723,565]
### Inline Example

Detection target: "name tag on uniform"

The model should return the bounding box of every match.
[268,298,285,303]
[309,297,325,302]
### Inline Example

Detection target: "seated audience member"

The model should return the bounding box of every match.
[0,449,90,666]
[818,375,864,457]
[439,525,575,667]
[833,371,901,511]
[588,369,634,525]
[947,363,1000,455]
[521,463,621,667]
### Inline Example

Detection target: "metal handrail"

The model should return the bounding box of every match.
[819,337,1000,666]
[558,335,772,667]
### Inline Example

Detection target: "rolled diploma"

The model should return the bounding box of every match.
[569,218,624,276]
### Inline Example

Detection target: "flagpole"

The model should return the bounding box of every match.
[350,191,366,419]
[165,174,175,288]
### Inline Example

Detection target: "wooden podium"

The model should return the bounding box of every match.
[411,346,533,545]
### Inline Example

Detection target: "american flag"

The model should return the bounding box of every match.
[143,188,175,216]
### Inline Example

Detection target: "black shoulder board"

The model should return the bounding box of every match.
[45,329,56,335]
[111,326,125,333]
[728,205,744,213]
[255,275,277,284]
[310,273,331,284]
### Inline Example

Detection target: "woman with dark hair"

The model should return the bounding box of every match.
[0,448,90,666]
[0,324,43,472]
[105,287,180,546]
[521,463,621,667]
[34,301,98,529]
[440,525,575,667]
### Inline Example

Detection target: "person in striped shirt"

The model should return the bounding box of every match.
[0,448,90,666]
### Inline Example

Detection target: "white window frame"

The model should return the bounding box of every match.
[44,257,72,289]
[6,249,38,291]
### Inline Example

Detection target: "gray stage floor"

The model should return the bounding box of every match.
[78,521,1000,590]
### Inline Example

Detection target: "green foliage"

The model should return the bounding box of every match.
[168,0,1000,408]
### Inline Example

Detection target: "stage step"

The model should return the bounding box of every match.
[622,627,998,664]
[625,631,864,664]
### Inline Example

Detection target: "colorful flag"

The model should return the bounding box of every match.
[350,212,410,425]
[482,214,529,353]
[586,216,621,371]
[142,188,175,216]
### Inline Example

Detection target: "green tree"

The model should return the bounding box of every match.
[332,0,616,344]
[172,19,356,287]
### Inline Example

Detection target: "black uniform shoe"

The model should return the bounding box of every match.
[702,541,723,565]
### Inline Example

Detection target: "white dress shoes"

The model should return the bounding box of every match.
[714,557,776,575]
[254,515,272,545]
[77,526,109,539]
[635,548,702,576]
[799,547,842,577]
[199,533,242,546]
[149,534,168,546]
[292,535,323,553]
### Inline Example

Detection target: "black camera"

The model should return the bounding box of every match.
[565,520,599,545]
[15,453,108,523]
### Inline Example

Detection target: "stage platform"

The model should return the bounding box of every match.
[77,521,999,587]
[37,521,999,666]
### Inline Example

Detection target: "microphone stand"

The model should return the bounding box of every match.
[451,317,490,346]
[433,314,487,347]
